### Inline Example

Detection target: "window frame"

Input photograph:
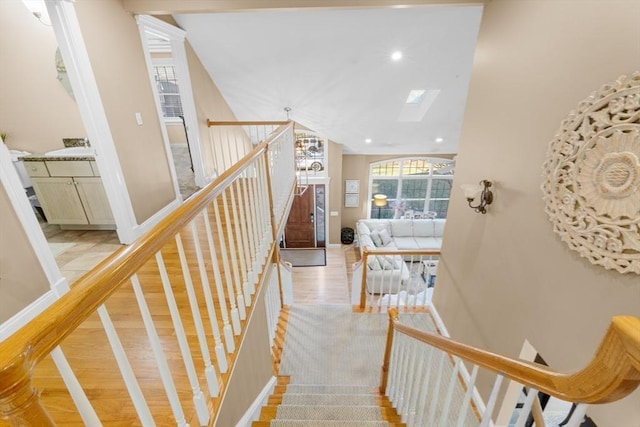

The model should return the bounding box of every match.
[151,58,184,123]
[368,157,454,219]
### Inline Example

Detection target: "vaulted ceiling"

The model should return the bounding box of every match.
[172,4,483,155]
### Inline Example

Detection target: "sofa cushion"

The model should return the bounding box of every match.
[392,236,421,250]
[366,255,382,270]
[433,219,446,237]
[390,220,413,237]
[370,230,384,247]
[413,237,442,250]
[357,222,371,237]
[359,234,376,250]
[377,255,396,270]
[412,220,434,237]
[379,228,393,246]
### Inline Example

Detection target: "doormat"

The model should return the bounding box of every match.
[280,248,326,267]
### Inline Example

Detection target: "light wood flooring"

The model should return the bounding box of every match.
[4,228,362,426]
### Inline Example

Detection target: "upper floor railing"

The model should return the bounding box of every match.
[382,308,640,427]
[352,248,441,311]
[0,122,296,425]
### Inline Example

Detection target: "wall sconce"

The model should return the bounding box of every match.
[372,194,388,219]
[461,180,493,214]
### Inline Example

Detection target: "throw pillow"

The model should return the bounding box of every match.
[379,229,393,246]
[378,255,396,270]
[366,255,382,270]
[370,230,383,247]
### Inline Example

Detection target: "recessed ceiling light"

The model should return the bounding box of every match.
[391,51,403,61]
[435,137,444,143]
[365,138,372,143]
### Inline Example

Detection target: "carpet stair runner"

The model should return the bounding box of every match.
[252,376,406,426]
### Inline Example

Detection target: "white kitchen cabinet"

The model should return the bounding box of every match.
[26,160,115,227]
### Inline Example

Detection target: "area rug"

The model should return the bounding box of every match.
[280,248,326,267]
[279,305,435,386]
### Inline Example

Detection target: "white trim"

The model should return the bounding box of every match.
[135,17,183,206]
[132,199,181,236]
[0,142,69,294]
[136,15,207,188]
[0,290,59,342]
[47,0,138,244]
[426,301,450,337]
[327,243,341,248]
[234,376,277,427]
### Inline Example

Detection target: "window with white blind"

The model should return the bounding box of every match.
[152,62,184,121]
[369,158,455,219]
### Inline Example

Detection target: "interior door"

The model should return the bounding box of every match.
[284,185,315,248]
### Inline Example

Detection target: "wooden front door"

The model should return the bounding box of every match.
[284,186,315,248]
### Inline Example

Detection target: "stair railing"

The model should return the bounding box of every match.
[352,248,441,310]
[207,120,289,176]
[381,307,640,427]
[0,122,295,426]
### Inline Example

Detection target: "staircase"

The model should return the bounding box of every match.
[253,376,405,426]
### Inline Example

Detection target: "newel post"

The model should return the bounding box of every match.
[380,308,399,395]
[359,249,369,310]
[0,353,55,426]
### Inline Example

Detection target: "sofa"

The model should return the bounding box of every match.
[356,219,445,294]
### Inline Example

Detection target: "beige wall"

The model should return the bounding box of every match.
[327,140,343,244]
[166,123,188,144]
[75,0,176,224]
[184,41,241,177]
[0,0,86,153]
[215,264,274,426]
[433,1,640,425]
[0,184,50,323]
[341,153,454,228]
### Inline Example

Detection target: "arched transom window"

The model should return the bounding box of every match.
[369,158,454,219]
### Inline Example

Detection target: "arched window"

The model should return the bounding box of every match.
[369,158,454,219]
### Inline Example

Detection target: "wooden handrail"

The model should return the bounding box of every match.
[207,120,290,127]
[0,122,294,420]
[383,308,640,404]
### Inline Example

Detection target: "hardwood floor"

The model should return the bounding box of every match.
[3,218,362,426]
[290,244,360,304]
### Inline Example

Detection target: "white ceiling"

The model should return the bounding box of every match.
[174,5,482,155]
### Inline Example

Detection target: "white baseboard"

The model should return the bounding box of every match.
[0,290,59,342]
[327,243,341,249]
[235,375,277,427]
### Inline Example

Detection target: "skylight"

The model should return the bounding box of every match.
[406,90,426,104]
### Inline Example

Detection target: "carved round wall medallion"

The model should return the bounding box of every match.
[542,73,640,274]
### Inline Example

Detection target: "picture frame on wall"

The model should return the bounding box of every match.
[345,179,360,194]
[345,193,359,207]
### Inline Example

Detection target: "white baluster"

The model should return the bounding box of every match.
[565,403,589,427]
[438,358,461,427]
[213,197,242,334]
[427,351,447,426]
[96,305,156,426]
[221,187,247,319]
[406,342,427,426]
[50,347,101,426]
[155,250,209,424]
[396,334,411,411]
[400,339,419,421]
[130,275,201,426]
[514,387,538,427]
[456,364,479,427]
[250,163,266,263]
[479,374,504,427]
[385,328,399,399]
[230,180,251,305]
[414,344,436,427]
[190,220,228,373]
[388,332,404,404]
[203,206,235,352]
[240,171,258,293]
[175,234,220,397]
